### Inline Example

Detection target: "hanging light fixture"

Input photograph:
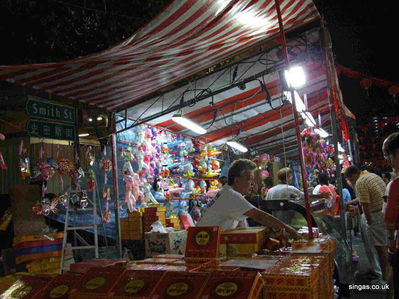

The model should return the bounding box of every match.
[300,112,316,127]
[284,90,306,112]
[226,140,248,153]
[314,128,329,138]
[172,114,207,135]
[284,66,306,89]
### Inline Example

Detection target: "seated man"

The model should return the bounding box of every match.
[196,159,299,239]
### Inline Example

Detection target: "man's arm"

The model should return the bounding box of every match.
[244,208,300,239]
[362,202,373,225]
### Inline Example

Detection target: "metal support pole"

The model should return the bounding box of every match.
[320,20,347,239]
[274,0,313,239]
[111,119,122,257]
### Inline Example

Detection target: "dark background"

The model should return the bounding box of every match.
[1,0,398,123]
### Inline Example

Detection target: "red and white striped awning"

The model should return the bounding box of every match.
[0,0,321,112]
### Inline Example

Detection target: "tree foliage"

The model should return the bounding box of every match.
[0,0,172,65]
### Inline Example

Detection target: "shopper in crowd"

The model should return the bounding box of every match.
[196,159,300,238]
[382,132,399,297]
[345,165,389,283]
[312,172,336,210]
[265,167,328,201]
[382,172,392,185]
[261,176,274,199]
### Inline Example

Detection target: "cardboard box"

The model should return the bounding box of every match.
[135,257,180,265]
[151,271,210,299]
[144,230,187,257]
[185,226,221,261]
[199,271,263,299]
[261,255,319,290]
[0,275,49,299]
[263,287,318,299]
[32,272,82,299]
[220,227,266,257]
[69,267,123,298]
[108,270,165,298]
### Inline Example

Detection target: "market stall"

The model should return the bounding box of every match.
[0,0,358,297]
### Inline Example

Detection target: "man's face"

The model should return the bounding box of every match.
[234,169,255,196]
[347,173,360,186]
[384,149,399,172]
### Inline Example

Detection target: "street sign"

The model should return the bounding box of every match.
[27,120,76,141]
[26,97,75,123]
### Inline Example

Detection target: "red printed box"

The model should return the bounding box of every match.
[0,275,49,299]
[108,270,165,298]
[32,272,82,299]
[199,270,263,299]
[185,226,221,260]
[69,267,123,298]
[151,271,210,299]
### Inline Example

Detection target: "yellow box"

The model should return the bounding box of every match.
[262,255,319,290]
[263,286,318,299]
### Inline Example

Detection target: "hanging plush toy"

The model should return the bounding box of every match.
[87,169,95,192]
[123,170,137,212]
[103,201,111,223]
[142,181,159,204]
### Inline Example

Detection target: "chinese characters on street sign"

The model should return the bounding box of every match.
[27,120,75,141]
[25,97,76,141]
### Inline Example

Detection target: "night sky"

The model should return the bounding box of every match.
[314,0,399,122]
[1,0,398,122]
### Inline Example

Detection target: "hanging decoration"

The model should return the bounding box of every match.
[18,140,30,179]
[301,128,335,184]
[0,133,6,170]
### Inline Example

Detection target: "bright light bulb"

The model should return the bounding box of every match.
[79,133,90,137]
[172,115,207,135]
[97,116,103,121]
[285,66,306,88]
[88,118,93,122]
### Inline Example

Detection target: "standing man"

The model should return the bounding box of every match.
[383,132,399,298]
[345,165,388,282]
[197,159,299,239]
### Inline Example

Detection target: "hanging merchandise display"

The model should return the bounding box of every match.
[116,123,223,229]
[18,140,30,179]
[101,146,112,222]
[301,128,335,184]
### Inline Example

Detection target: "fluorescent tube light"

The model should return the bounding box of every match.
[78,133,90,137]
[172,114,207,135]
[226,140,248,153]
[284,90,306,112]
[314,128,329,138]
[300,112,316,127]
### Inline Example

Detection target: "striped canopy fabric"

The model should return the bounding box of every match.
[0,0,321,113]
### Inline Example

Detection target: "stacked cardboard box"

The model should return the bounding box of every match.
[121,211,144,240]
[291,237,336,298]
[0,275,49,299]
[32,272,82,299]
[25,257,61,275]
[165,216,181,230]
[107,269,165,298]
[184,226,221,264]
[200,270,263,299]
[219,227,266,257]
[151,271,210,298]
[69,267,124,298]
[262,255,320,299]
[13,232,64,265]
[143,206,166,232]
[144,230,187,257]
